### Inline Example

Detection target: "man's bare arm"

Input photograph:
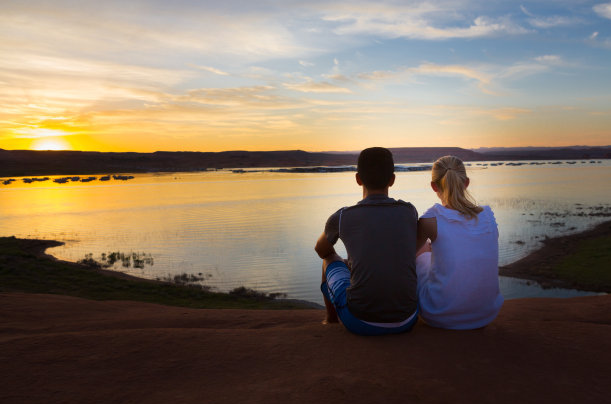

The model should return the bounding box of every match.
[416,217,437,251]
[315,232,337,260]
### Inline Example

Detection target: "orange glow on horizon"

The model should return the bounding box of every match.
[30,137,73,151]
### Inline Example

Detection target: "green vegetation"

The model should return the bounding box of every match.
[554,236,611,292]
[0,237,311,309]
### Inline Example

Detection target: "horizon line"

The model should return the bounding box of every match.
[2,145,610,154]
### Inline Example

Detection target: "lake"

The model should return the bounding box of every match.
[1,160,609,304]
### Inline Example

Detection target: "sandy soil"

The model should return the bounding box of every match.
[1,292,609,404]
[500,220,611,291]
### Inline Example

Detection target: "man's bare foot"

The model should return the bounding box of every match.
[322,316,339,325]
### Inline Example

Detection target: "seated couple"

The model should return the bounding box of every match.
[315,147,504,336]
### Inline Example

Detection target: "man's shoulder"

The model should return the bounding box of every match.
[327,206,347,219]
[341,200,417,224]
[344,198,416,212]
[395,199,417,210]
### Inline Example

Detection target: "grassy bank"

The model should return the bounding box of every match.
[554,235,611,291]
[0,237,314,309]
[500,220,611,293]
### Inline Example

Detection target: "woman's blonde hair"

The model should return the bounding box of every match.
[432,155,483,219]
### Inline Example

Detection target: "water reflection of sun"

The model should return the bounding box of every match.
[31,137,72,151]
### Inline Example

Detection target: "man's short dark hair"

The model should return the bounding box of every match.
[357,147,395,190]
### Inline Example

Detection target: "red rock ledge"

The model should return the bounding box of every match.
[0,292,609,404]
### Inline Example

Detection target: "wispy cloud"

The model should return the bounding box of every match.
[179,86,299,109]
[520,5,535,17]
[357,54,570,95]
[496,54,566,79]
[528,15,581,28]
[534,55,562,64]
[193,65,229,76]
[357,63,494,94]
[593,3,611,19]
[520,4,581,28]
[326,11,529,40]
[283,80,352,93]
[586,30,611,49]
[413,63,494,94]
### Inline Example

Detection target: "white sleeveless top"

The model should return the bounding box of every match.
[416,203,504,330]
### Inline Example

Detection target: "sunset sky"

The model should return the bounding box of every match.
[1,0,611,152]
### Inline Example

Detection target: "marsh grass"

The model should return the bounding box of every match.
[78,251,154,269]
[0,237,310,309]
[554,236,611,291]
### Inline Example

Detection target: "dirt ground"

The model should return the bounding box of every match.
[1,292,609,404]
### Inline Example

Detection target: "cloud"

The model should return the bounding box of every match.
[358,63,494,94]
[534,55,562,64]
[593,3,611,19]
[179,86,299,109]
[322,74,352,83]
[498,62,548,79]
[323,3,530,40]
[520,5,534,17]
[193,65,229,76]
[356,54,571,95]
[518,4,582,29]
[283,80,352,93]
[528,15,580,28]
[299,60,314,67]
[410,63,496,94]
[586,30,611,49]
[0,2,313,66]
[496,55,566,79]
[0,52,190,87]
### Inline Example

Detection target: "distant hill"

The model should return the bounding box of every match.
[0,146,608,177]
[473,146,611,160]
[389,147,484,163]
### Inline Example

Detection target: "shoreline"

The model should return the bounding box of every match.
[4,219,609,306]
[26,237,323,308]
[499,220,611,292]
[0,236,319,310]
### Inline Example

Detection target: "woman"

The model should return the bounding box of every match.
[416,156,503,329]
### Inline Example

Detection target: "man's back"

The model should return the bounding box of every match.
[325,194,418,322]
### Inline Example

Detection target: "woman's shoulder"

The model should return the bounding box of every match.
[478,205,496,221]
[420,203,444,219]
[421,204,496,221]
[474,205,498,234]
[421,203,467,223]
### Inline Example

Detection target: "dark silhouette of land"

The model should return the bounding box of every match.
[0,146,609,176]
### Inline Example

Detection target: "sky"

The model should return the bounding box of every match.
[1,0,611,152]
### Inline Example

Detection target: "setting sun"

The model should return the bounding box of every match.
[31,137,72,151]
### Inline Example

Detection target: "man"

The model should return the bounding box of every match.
[315,147,418,335]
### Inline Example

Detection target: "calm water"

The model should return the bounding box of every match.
[1,161,609,304]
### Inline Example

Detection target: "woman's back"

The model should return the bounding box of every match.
[417,203,503,329]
